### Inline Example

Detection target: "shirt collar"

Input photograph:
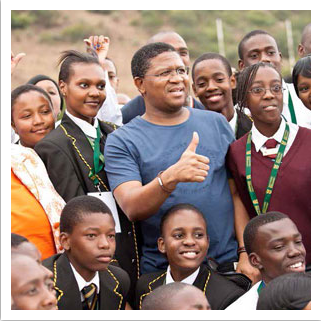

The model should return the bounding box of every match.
[251,117,286,152]
[69,262,100,295]
[165,265,200,285]
[65,110,99,139]
[229,107,237,134]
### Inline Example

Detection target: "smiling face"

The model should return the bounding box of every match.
[136,51,189,115]
[158,209,209,281]
[60,63,106,124]
[297,74,311,110]
[35,79,61,118]
[193,58,235,114]
[239,34,282,73]
[250,218,306,284]
[246,66,283,134]
[11,90,55,148]
[60,213,116,281]
[11,255,57,310]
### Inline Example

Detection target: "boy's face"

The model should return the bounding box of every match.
[60,213,116,281]
[11,255,57,310]
[250,218,306,284]
[193,58,235,113]
[239,34,282,73]
[158,209,209,281]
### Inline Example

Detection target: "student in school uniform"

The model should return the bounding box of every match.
[42,195,131,310]
[226,62,311,268]
[34,48,139,301]
[135,203,246,310]
[192,52,252,139]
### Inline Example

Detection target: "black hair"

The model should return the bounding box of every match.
[11,84,54,121]
[257,272,311,310]
[58,49,100,83]
[236,62,282,112]
[142,282,200,310]
[243,211,289,254]
[27,74,64,111]
[238,30,277,60]
[131,42,176,78]
[160,203,207,237]
[292,55,311,96]
[192,52,232,82]
[11,233,29,248]
[60,195,113,234]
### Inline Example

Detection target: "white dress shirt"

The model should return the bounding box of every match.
[165,265,200,285]
[70,262,100,302]
[228,107,238,134]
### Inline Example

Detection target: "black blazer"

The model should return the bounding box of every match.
[34,113,140,303]
[235,109,252,140]
[135,264,246,310]
[43,253,130,310]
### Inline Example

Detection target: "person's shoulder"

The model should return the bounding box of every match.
[42,253,62,271]
[99,119,118,133]
[121,95,145,123]
[193,98,205,110]
[105,264,130,285]
[137,270,165,286]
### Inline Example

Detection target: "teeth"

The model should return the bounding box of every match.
[290,262,303,268]
[181,252,197,258]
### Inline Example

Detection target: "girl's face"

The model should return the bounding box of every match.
[36,80,62,118]
[246,66,283,128]
[12,91,55,148]
[297,74,311,110]
[60,63,106,124]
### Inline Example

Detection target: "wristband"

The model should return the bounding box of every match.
[237,246,247,255]
[157,171,175,193]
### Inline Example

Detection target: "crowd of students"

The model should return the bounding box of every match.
[11,21,311,311]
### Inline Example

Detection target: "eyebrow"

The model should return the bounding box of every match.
[269,233,302,243]
[77,78,106,83]
[251,79,281,85]
[248,46,277,53]
[196,72,226,80]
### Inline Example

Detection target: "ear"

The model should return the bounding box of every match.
[230,74,236,90]
[134,77,146,96]
[249,252,263,270]
[298,44,304,58]
[192,83,198,97]
[59,80,67,97]
[238,59,245,71]
[59,232,71,251]
[157,237,166,254]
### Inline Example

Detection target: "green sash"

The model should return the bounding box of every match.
[288,91,297,124]
[245,123,290,215]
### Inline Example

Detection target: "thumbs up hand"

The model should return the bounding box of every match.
[162,132,210,191]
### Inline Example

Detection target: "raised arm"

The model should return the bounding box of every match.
[113,132,210,222]
[11,51,26,75]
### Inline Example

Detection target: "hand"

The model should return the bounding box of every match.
[164,132,210,190]
[11,51,26,75]
[84,35,109,67]
[236,252,261,285]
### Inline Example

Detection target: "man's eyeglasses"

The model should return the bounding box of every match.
[248,84,285,96]
[145,67,188,80]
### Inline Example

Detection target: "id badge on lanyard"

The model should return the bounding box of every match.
[87,191,121,233]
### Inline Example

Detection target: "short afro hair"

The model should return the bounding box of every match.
[243,211,289,254]
[292,55,311,96]
[11,233,29,248]
[192,52,232,82]
[238,30,278,60]
[60,195,113,234]
[160,203,208,237]
[131,42,176,78]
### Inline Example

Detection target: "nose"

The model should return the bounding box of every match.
[89,86,99,97]
[207,79,218,91]
[261,52,271,63]
[183,235,196,246]
[41,287,57,310]
[262,88,275,100]
[32,112,45,125]
[287,242,302,258]
[98,235,110,249]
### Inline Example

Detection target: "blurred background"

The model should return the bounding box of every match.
[11,10,311,99]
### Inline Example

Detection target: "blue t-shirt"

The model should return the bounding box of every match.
[105,108,238,274]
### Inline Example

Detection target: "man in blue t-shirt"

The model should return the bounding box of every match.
[105,42,238,274]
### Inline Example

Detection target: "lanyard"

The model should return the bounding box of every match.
[288,91,297,124]
[257,281,266,294]
[87,125,105,188]
[245,123,290,215]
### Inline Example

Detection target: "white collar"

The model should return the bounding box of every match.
[65,110,99,139]
[165,265,200,285]
[70,262,100,298]
[229,107,237,134]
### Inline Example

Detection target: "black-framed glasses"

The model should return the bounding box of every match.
[248,84,285,96]
[145,67,188,80]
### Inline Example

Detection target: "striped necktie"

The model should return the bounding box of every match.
[81,283,98,310]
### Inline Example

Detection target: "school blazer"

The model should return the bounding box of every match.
[43,253,130,310]
[34,113,140,302]
[135,264,246,310]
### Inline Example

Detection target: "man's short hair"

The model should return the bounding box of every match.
[11,233,29,248]
[131,42,176,78]
[59,195,113,234]
[192,52,232,81]
[141,282,196,310]
[257,272,311,310]
[238,30,277,60]
[243,211,289,254]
